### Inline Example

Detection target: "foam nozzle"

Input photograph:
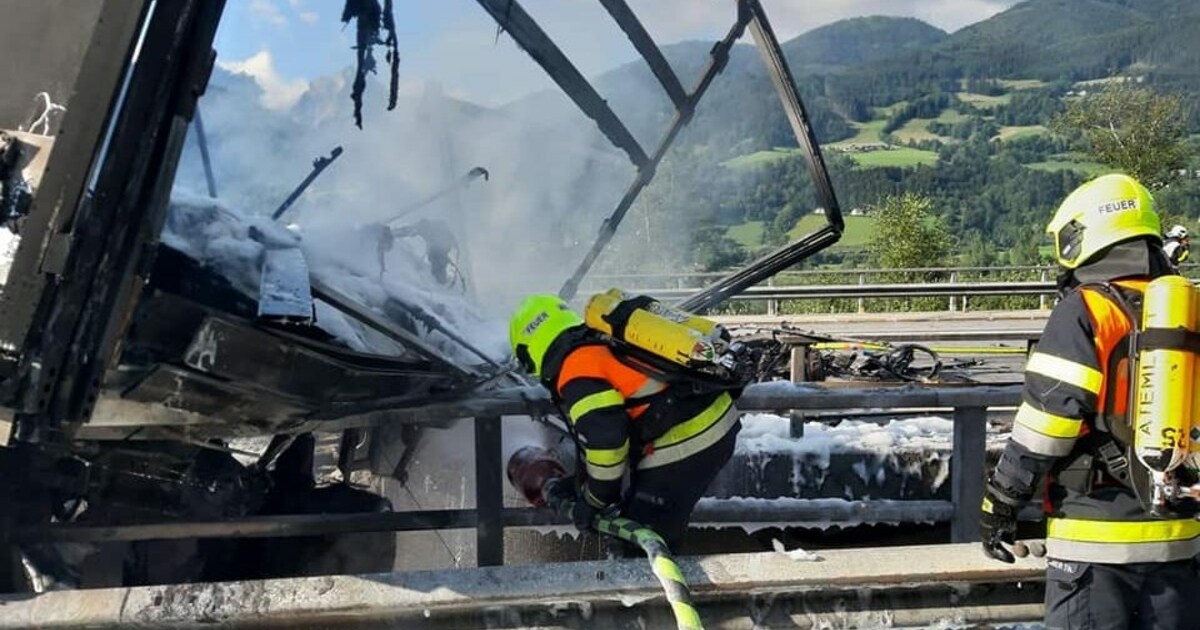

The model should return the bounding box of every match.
[506,446,566,507]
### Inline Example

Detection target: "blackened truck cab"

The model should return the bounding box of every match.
[0,2,481,590]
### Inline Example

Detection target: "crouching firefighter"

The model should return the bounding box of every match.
[982,173,1200,629]
[509,290,751,551]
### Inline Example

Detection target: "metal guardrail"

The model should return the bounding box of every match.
[590,264,1058,284]
[584,265,1063,313]
[583,266,1200,314]
[589,263,1200,286]
[643,280,1055,301]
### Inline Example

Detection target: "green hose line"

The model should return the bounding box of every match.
[595,516,704,630]
[548,494,704,630]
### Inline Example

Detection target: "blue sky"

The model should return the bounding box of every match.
[217,1,465,83]
[214,0,1019,109]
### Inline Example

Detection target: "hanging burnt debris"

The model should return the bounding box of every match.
[341,0,401,129]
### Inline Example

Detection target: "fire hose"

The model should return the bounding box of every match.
[508,447,704,630]
[548,493,703,630]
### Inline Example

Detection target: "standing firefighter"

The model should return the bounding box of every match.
[982,174,1200,629]
[508,293,744,551]
[1163,224,1190,272]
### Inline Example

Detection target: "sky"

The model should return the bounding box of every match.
[215,0,1023,110]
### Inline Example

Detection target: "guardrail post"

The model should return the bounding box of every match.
[948,271,957,312]
[767,276,778,316]
[1039,269,1048,310]
[857,273,865,313]
[951,406,987,543]
[475,416,504,566]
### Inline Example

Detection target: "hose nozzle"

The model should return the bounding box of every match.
[506,446,566,507]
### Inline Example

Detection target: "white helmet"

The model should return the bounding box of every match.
[1167,225,1189,240]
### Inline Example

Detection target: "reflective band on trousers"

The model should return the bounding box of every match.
[585,440,629,481]
[586,439,629,467]
[1025,352,1103,395]
[568,390,624,423]
[639,397,738,470]
[586,458,626,481]
[1012,422,1077,456]
[1047,517,1200,563]
[1014,403,1083,438]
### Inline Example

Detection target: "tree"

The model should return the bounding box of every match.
[691,224,748,271]
[867,192,952,269]
[769,202,800,244]
[1051,82,1187,188]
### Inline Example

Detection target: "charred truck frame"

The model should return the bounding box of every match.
[0,0,845,589]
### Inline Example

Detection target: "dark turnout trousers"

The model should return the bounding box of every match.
[1044,557,1200,629]
[620,421,741,552]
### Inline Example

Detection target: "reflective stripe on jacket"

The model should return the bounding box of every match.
[553,344,738,508]
[995,278,1200,564]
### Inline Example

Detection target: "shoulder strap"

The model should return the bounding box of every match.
[602,294,656,340]
[605,337,743,395]
[1076,281,1140,327]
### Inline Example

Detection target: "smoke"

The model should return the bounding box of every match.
[177,64,640,354]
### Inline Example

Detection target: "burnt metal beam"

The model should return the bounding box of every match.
[678,226,840,312]
[598,0,687,109]
[7,510,493,544]
[475,0,648,168]
[192,106,217,197]
[677,0,846,313]
[744,0,842,234]
[309,277,474,380]
[558,8,752,301]
[270,146,343,221]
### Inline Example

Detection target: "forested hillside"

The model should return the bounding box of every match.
[562,0,1200,273]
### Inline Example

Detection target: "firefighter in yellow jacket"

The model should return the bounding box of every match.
[509,294,741,550]
[982,174,1200,628]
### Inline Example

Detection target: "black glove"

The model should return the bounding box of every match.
[571,496,603,533]
[544,476,614,533]
[981,488,1020,563]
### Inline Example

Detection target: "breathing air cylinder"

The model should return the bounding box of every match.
[584,288,728,369]
[1189,283,1200,471]
[1133,275,1197,475]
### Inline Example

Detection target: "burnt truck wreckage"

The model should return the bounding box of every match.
[0,0,849,592]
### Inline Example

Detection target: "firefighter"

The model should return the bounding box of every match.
[981,173,1200,628]
[1163,224,1189,271]
[509,294,741,551]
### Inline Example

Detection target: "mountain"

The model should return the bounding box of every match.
[931,0,1200,80]
[820,0,1200,117]
[505,16,952,158]
[511,0,1200,160]
[782,16,946,70]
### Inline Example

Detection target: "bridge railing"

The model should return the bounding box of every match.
[12,383,1022,565]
